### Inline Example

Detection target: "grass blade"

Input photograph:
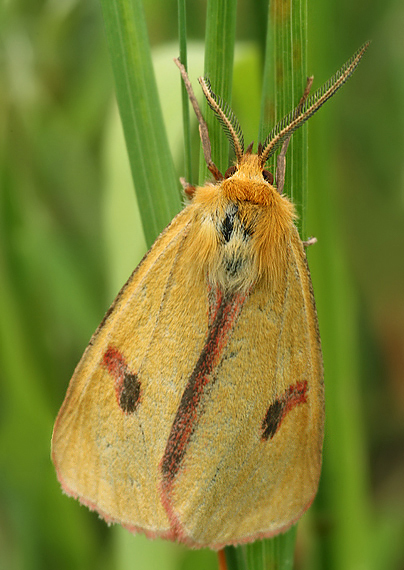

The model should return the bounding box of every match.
[199,0,238,181]
[177,0,193,184]
[307,31,374,570]
[100,0,182,246]
[259,0,308,237]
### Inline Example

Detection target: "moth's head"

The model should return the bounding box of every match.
[217,150,279,208]
[223,148,274,187]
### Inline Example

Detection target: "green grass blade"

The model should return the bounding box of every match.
[259,0,308,237]
[199,0,238,182]
[225,525,297,570]
[307,34,374,570]
[177,0,193,184]
[99,0,182,246]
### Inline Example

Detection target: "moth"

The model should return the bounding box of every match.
[52,43,369,549]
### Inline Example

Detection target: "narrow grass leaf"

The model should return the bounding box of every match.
[100,0,182,246]
[199,0,238,182]
[259,0,308,237]
[177,0,193,184]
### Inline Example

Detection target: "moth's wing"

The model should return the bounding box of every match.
[170,228,324,548]
[52,207,209,539]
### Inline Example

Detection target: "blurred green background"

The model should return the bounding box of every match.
[1,0,403,569]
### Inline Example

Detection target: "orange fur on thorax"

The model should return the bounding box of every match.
[186,154,297,292]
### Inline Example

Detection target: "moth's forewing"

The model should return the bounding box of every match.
[52,208,208,537]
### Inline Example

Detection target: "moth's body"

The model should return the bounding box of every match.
[52,44,368,550]
[52,153,324,548]
[188,154,295,292]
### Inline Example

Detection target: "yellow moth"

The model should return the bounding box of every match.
[52,43,369,549]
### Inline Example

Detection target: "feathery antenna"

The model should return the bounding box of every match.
[258,41,370,167]
[199,78,245,164]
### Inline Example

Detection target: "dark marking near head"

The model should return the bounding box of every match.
[219,203,253,245]
[102,346,141,414]
[261,380,308,441]
[220,204,238,242]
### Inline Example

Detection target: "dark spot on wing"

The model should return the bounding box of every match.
[261,381,308,440]
[119,372,141,413]
[102,346,141,414]
[261,400,284,440]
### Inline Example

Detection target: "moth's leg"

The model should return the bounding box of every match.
[303,236,317,248]
[179,177,196,200]
[275,76,314,194]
